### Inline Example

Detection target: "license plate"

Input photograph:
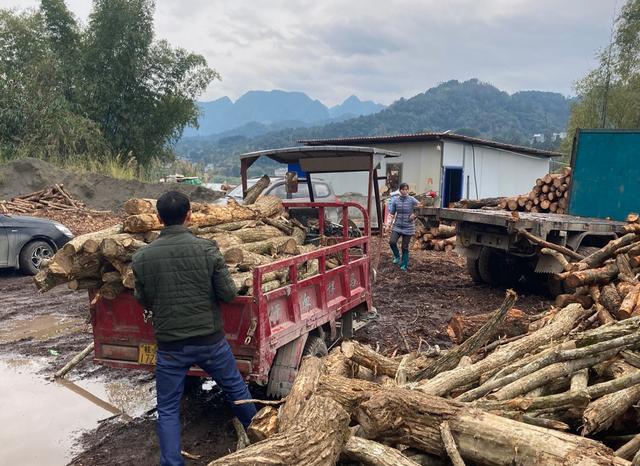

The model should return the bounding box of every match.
[138,343,157,365]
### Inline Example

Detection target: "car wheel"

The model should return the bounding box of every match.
[19,240,54,275]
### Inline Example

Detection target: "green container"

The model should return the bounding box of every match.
[568,129,640,221]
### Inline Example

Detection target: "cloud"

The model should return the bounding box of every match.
[4,0,619,105]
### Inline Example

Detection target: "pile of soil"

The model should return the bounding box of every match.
[0,158,223,212]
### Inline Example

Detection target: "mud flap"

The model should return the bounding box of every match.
[266,333,309,398]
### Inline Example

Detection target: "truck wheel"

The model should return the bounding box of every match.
[19,240,54,275]
[466,257,483,284]
[477,247,506,286]
[302,335,328,358]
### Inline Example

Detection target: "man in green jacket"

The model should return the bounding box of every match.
[132,191,256,466]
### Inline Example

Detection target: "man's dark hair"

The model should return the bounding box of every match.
[156,191,191,225]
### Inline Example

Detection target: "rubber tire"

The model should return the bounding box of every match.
[19,240,54,275]
[466,257,484,284]
[302,335,328,358]
[477,247,506,286]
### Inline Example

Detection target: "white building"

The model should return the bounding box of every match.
[301,132,560,208]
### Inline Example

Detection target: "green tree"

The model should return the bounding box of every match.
[0,9,107,161]
[81,0,218,165]
[563,0,640,154]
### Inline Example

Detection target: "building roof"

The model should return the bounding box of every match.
[300,132,562,158]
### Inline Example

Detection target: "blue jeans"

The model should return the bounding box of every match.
[155,338,257,466]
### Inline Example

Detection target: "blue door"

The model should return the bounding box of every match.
[442,167,463,207]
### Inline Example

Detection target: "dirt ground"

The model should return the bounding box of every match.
[0,158,223,212]
[0,239,551,465]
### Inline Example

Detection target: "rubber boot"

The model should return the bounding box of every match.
[390,243,401,265]
[400,249,409,271]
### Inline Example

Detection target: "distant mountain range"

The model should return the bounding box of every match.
[176,79,572,177]
[182,90,386,138]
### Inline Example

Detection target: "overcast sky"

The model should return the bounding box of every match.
[6,0,620,106]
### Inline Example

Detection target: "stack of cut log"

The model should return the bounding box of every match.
[34,195,323,298]
[499,167,572,214]
[413,221,456,252]
[209,288,640,465]
[0,184,97,214]
[550,214,640,323]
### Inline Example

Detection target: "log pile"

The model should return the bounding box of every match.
[0,184,101,214]
[210,289,640,465]
[34,195,322,298]
[413,221,456,252]
[500,167,572,214]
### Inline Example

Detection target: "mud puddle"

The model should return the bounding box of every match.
[0,357,155,466]
[0,314,85,344]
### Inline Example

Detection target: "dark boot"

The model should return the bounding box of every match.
[390,243,400,265]
[400,249,409,271]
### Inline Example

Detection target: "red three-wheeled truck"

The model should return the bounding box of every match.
[90,146,399,396]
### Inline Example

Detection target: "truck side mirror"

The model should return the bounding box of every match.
[285,172,299,194]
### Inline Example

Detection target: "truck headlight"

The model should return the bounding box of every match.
[55,224,74,238]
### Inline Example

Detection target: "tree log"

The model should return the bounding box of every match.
[413,290,517,381]
[243,175,270,205]
[342,435,421,466]
[124,198,156,215]
[439,421,465,466]
[446,308,529,344]
[247,406,278,443]
[416,303,587,397]
[277,356,324,432]
[356,387,628,466]
[100,234,146,261]
[616,434,640,460]
[430,225,456,239]
[619,285,640,319]
[209,395,350,466]
[60,224,123,255]
[242,237,299,256]
[342,341,400,378]
[564,263,619,289]
[316,373,381,416]
[576,233,639,270]
[582,362,640,436]
[231,225,284,243]
[601,284,623,317]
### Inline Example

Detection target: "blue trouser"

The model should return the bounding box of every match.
[155,338,257,466]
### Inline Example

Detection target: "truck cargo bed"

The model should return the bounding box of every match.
[417,207,626,237]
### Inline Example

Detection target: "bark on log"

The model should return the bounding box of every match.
[231,225,284,243]
[262,217,294,236]
[324,348,357,377]
[564,263,619,289]
[243,175,270,205]
[430,225,456,239]
[447,307,529,344]
[356,387,628,466]
[439,421,465,466]
[342,341,400,377]
[601,284,623,317]
[490,349,622,401]
[224,248,272,267]
[277,356,324,432]
[616,434,640,460]
[413,290,517,381]
[576,233,639,270]
[582,362,640,436]
[416,303,587,397]
[53,342,95,378]
[209,395,350,466]
[242,237,299,256]
[342,435,421,466]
